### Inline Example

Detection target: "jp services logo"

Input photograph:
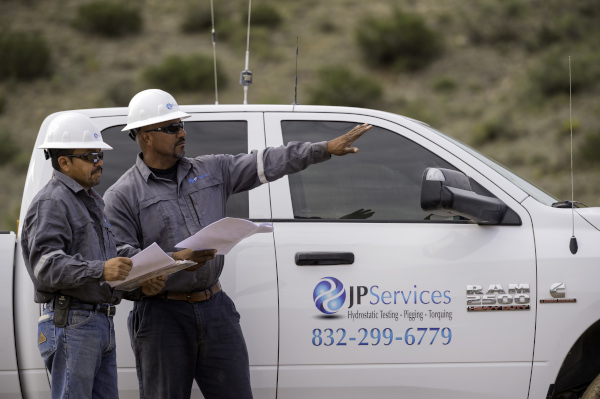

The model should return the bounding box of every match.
[313,277,346,315]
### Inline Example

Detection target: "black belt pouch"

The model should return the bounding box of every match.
[53,295,71,328]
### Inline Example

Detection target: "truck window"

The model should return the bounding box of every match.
[97,121,249,219]
[281,120,465,222]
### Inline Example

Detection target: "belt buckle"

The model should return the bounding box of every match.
[99,305,116,316]
[186,293,193,303]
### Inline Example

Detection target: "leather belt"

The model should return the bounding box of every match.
[46,300,117,317]
[152,281,221,303]
[71,303,117,317]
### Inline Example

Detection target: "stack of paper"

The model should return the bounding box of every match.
[175,217,273,254]
[108,243,196,291]
[108,218,274,291]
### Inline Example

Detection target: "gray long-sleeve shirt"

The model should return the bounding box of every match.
[20,170,123,304]
[104,141,330,293]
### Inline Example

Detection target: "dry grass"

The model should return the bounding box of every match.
[1,0,599,231]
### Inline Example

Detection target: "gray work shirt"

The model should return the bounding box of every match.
[20,170,122,305]
[104,141,330,293]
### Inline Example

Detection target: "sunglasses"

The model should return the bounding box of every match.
[144,121,184,134]
[65,152,104,163]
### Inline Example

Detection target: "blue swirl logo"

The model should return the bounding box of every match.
[166,103,173,110]
[313,277,346,315]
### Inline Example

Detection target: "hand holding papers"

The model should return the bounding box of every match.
[108,218,272,291]
[175,217,274,254]
[108,243,196,291]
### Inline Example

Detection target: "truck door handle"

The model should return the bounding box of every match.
[295,252,354,266]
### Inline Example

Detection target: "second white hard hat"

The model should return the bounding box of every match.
[122,89,191,131]
[38,112,113,150]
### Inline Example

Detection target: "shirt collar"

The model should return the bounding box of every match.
[52,169,103,200]
[136,153,192,182]
[53,169,87,194]
[135,153,153,182]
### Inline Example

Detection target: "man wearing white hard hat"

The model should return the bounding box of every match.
[104,89,371,399]
[20,112,165,399]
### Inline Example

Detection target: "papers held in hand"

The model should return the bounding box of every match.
[175,217,273,254]
[108,243,196,291]
[109,218,272,291]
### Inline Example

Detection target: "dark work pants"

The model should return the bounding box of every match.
[128,291,252,399]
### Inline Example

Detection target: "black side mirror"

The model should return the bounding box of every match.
[421,168,508,225]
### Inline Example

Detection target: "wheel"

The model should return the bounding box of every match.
[582,374,600,399]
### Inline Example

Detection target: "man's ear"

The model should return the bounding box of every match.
[58,156,71,173]
[140,131,152,146]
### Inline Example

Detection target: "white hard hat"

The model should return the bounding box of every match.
[122,89,191,131]
[38,112,113,150]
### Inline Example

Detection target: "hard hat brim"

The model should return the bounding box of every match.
[38,141,113,150]
[122,111,191,131]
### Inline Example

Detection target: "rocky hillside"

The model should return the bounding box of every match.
[1,0,599,231]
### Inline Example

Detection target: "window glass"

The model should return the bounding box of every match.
[424,125,558,205]
[282,120,462,222]
[98,121,249,218]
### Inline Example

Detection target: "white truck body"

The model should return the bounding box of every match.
[2,104,599,398]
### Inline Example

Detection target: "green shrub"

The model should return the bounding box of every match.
[529,53,600,96]
[2,204,20,234]
[318,19,337,33]
[356,10,443,71]
[557,118,581,139]
[463,1,529,47]
[143,53,227,93]
[308,66,382,108]
[181,4,225,34]
[106,79,136,107]
[73,1,142,38]
[537,15,583,49]
[472,118,515,146]
[0,32,51,81]
[0,93,5,114]
[433,76,457,92]
[579,131,600,164]
[0,129,20,166]
[242,4,282,28]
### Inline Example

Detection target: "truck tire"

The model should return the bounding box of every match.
[582,374,600,399]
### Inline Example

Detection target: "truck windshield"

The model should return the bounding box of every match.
[424,126,558,206]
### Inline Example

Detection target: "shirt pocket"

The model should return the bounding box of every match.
[103,220,118,258]
[185,176,224,227]
[139,195,178,248]
[68,215,98,257]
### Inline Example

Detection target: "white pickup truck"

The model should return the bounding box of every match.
[2,105,600,399]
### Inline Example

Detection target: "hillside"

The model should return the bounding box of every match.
[1,0,599,231]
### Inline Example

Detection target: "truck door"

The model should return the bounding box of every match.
[96,112,278,398]
[265,113,537,399]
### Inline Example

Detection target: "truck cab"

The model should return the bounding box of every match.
[3,105,600,398]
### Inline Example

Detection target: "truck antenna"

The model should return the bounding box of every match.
[292,37,299,110]
[569,56,578,255]
[240,0,253,104]
[210,0,219,105]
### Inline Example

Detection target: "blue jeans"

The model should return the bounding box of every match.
[128,291,252,399]
[38,305,118,399]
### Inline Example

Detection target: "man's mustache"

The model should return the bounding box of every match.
[93,166,103,174]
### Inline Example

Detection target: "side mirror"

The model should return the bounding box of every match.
[420,167,507,225]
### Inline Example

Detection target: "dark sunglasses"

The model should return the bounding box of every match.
[65,152,104,163]
[145,121,184,134]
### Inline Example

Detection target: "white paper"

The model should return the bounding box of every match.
[108,243,195,290]
[175,217,274,254]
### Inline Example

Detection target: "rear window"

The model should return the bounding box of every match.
[97,121,250,218]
